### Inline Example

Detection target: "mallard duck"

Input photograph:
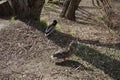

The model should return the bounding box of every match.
[52,50,71,61]
[45,20,58,36]
[51,41,78,61]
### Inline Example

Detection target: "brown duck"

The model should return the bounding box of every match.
[51,41,78,61]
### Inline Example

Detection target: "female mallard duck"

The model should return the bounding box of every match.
[51,41,78,61]
[45,20,58,36]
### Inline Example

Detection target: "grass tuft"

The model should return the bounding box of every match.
[55,24,61,31]
[116,50,120,54]
[69,30,76,35]
[10,16,15,22]
[35,20,48,28]
[34,20,49,31]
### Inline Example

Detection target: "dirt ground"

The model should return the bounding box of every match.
[0,0,120,80]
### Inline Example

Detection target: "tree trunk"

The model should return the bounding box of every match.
[11,0,45,20]
[0,0,13,16]
[60,0,81,21]
[60,0,70,17]
[65,0,81,20]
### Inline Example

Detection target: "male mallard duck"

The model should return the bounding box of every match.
[45,20,58,36]
[51,41,78,61]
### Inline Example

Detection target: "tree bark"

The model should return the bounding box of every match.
[60,0,81,21]
[0,0,13,16]
[65,0,81,20]
[11,0,45,20]
[60,0,70,17]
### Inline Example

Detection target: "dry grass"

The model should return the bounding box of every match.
[0,0,120,80]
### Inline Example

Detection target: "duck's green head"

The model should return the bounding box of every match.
[53,20,58,24]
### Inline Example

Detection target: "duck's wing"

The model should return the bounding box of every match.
[45,29,55,36]
[53,51,69,59]
[45,24,54,33]
[45,25,55,36]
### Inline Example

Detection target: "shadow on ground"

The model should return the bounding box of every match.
[74,44,120,80]
[0,8,119,79]
[76,7,102,26]
[55,60,82,68]
[28,21,120,80]
[55,60,93,71]
[30,18,120,50]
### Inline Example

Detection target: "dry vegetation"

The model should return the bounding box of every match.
[0,0,120,80]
